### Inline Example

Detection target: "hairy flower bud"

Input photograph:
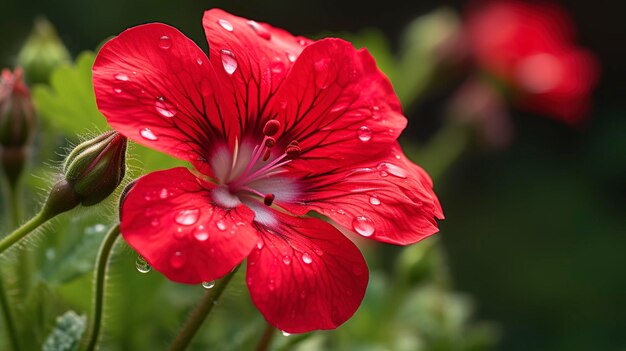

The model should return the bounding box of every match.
[17,18,71,84]
[0,67,37,186]
[63,131,127,206]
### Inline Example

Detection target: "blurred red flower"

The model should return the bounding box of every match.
[466,0,599,123]
[93,9,443,332]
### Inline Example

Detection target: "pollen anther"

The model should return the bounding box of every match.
[263,193,275,206]
[264,137,276,148]
[263,120,280,136]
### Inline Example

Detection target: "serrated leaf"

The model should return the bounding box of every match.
[33,52,109,135]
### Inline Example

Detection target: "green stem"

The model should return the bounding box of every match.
[255,322,276,351]
[83,224,120,351]
[414,121,473,182]
[0,275,21,351]
[8,185,21,228]
[0,211,49,255]
[168,266,240,351]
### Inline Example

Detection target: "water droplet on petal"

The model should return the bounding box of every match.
[175,208,200,226]
[314,249,324,256]
[193,225,209,241]
[281,331,291,336]
[287,52,297,62]
[136,256,151,273]
[217,19,234,32]
[377,162,407,178]
[196,57,203,65]
[270,58,285,75]
[139,128,158,141]
[202,280,216,289]
[352,216,375,237]
[257,240,264,250]
[150,218,160,227]
[159,188,169,199]
[158,35,172,49]
[282,255,291,265]
[114,73,129,81]
[216,220,227,231]
[170,251,186,268]
[369,196,381,206]
[113,87,123,94]
[155,98,177,117]
[371,105,382,120]
[302,253,313,264]
[297,38,308,46]
[220,49,238,75]
[357,125,372,142]
[247,20,271,40]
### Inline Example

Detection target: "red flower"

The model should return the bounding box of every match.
[93,9,443,333]
[466,1,599,123]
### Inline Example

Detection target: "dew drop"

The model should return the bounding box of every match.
[136,256,151,273]
[202,280,216,289]
[287,52,297,63]
[371,105,382,120]
[302,252,313,264]
[216,219,227,231]
[352,216,375,237]
[174,227,185,239]
[170,251,186,268]
[159,188,169,199]
[297,38,308,46]
[113,87,123,94]
[270,59,285,75]
[155,98,177,117]
[281,331,291,337]
[158,35,172,49]
[193,225,209,241]
[357,125,372,142]
[282,255,291,265]
[114,73,129,81]
[150,218,160,227]
[256,240,264,250]
[196,57,203,65]
[314,249,324,256]
[377,162,407,178]
[220,49,238,75]
[217,19,234,32]
[247,20,271,40]
[139,128,158,141]
[369,196,381,206]
[175,208,200,226]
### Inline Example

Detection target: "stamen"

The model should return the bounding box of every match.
[263,120,280,136]
[262,149,272,161]
[264,137,276,148]
[263,193,275,206]
[285,144,301,159]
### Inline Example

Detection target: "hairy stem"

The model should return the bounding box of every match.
[168,266,240,351]
[255,322,276,351]
[0,211,49,255]
[83,224,120,351]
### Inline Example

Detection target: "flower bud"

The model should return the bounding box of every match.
[17,18,71,84]
[0,67,37,186]
[63,131,127,206]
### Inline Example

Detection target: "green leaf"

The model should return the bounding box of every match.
[33,52,109,136]
[42,310,87,351]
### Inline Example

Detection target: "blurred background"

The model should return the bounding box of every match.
[0,0,624,350]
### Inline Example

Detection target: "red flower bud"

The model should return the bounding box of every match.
[0,67,37,185]
[63,131,127,206]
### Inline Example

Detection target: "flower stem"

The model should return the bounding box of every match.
[83,223,120,351]
[0,275,21,351]
[255,322,276,351]
[0,210,49,255]
[168,266,240,351]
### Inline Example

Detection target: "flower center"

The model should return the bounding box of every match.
[209,120,300,215]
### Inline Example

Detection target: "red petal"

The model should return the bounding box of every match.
[93,23,228,176]
[121,167,259,284]
[279,143,444,245]
[246,211,368,333]
[202,10,311,143]
[270,38,407,173]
